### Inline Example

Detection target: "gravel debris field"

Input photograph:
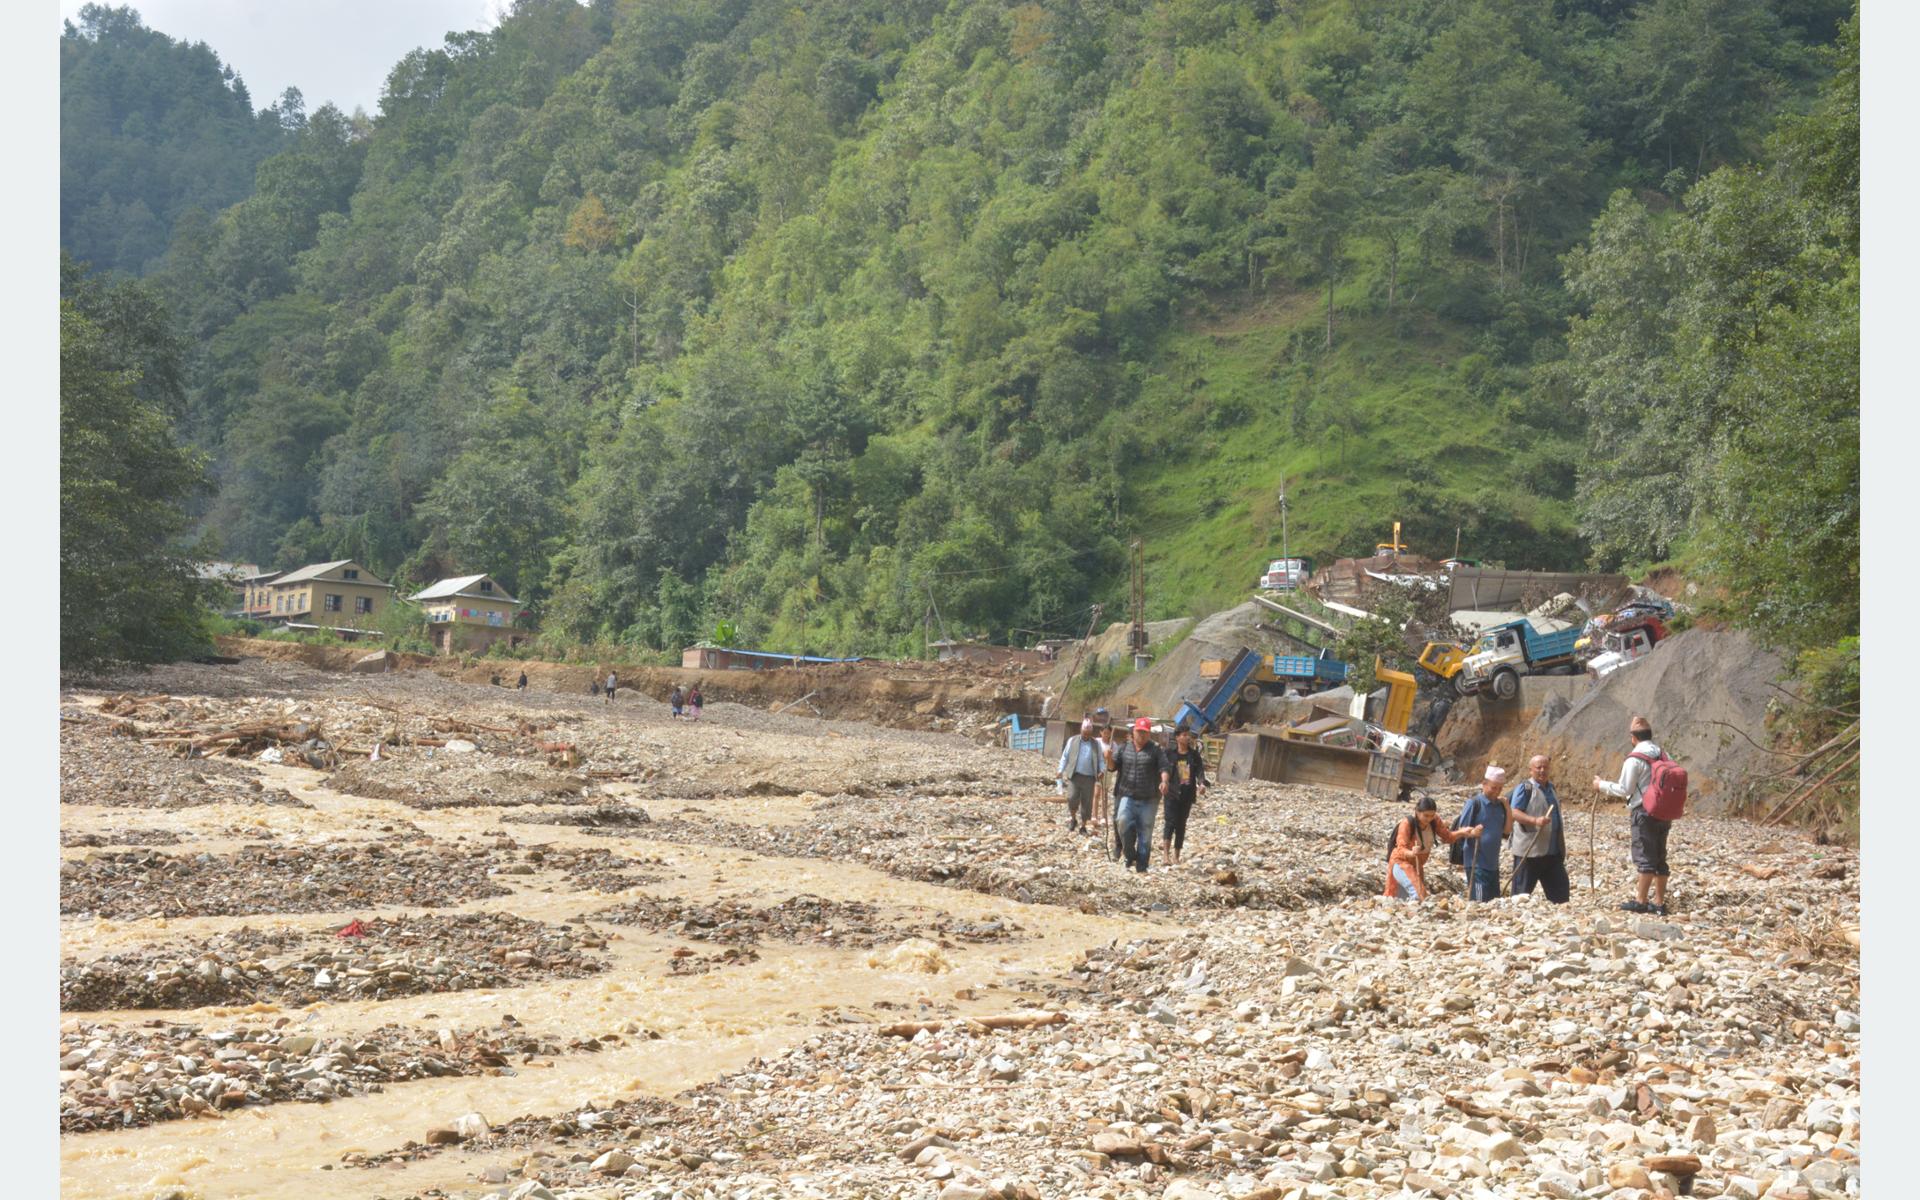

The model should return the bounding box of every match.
[56,656,1859,1200]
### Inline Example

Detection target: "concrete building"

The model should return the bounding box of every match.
[263,560,396,634]
[410,574,525,655]
[195,561,260,613]
[240,569,284,620]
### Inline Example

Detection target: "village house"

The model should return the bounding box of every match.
[409,574,526,655]
[262,560,395,635]
[240,569,283,619]
[195,561,260,614]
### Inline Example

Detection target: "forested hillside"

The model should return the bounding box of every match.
[69,0,1853,657]
[61,5,302,277]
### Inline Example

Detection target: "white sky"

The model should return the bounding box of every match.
[59,0,504,116]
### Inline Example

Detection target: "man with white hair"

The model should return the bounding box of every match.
[1508,754,1568,903]
[1055,717,1108,835]
[1457,765,1510,902]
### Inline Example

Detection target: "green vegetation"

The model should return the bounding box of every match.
[60,256,214,669]
[61,5,299,276]
[57,0,1855,670]
[1562,14,1857,656]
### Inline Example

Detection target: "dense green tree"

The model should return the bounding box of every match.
[54,0,1849,658]
[60,258,213,667]
[1563,12,1856,650]
[61,5,293,275]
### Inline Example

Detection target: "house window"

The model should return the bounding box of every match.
[343,568,359,580]
[479,580,492,593]
[355,596,374,614]
[323,594,342,612]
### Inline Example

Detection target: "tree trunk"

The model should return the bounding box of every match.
[1495,198,1507,291]
[1324,272,1334,349]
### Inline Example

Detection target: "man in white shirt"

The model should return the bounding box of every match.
[1592,715,1672,915]
[1055,718,1107,835]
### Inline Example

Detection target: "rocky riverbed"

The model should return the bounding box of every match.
[57,657,1859,1200]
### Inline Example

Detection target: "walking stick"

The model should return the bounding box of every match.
[1587,786,1599,901]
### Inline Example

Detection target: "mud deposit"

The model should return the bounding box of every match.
[58,656,1858,1200]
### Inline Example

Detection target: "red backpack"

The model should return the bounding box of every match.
[1629,750,1688,820]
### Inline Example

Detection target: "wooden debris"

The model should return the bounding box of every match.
[878,1012,1067,1038]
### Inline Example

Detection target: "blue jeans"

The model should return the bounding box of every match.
[1391,864,1419,900]
[1116,795,1159,870]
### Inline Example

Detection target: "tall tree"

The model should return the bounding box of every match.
[60,258,213,667]
[61,4,291,275]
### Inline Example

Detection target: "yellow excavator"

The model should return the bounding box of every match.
[1416,640,1470,695]
[1375,520,1409,557]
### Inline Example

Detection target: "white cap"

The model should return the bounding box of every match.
[1484,765,1508,784]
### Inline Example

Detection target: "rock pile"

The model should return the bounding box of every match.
[59,841,514,919]
[61,913,610,1011]
[59,1016,593,1133]
[590,892,1023,954]
[375,890,1858,1200]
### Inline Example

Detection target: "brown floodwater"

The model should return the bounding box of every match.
[60,703,1165,1199]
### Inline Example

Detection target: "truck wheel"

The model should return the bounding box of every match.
[1239,682,1263,705]
[1492,669,1519,702]
[1451,675,1470,699]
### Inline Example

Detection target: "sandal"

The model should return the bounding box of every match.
[1619,900,1649,913]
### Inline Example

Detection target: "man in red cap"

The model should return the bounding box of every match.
[1106,717,1171,872]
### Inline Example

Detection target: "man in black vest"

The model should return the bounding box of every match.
[1106,718,1171,873]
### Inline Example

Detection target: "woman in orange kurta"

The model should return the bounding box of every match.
[1384,795,1480,901]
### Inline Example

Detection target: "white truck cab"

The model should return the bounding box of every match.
[1587,626,1658,679]
[1260,558,1310,591]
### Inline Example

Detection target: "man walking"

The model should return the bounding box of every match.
[1055,718,1107,834]
[1594,716,1673,915]
[669,684,685,719]
[1106,718,1171,873]
[1508,754,1569,903]
[605,669,618,706]
[1091,707,1117,848]
[516,670,528,693]
[1458,765,1510,902]
[1160,726,1209,866]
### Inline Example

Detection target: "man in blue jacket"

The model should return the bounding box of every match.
[1458,765,1510,902]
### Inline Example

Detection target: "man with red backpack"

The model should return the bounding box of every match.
[1593,715,1686,916]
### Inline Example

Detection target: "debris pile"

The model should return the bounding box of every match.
[59,842,514,919]
[359,887,1858,1200]
[590,892,1023,953]
[61,913,609,1011]
[58,1016,594,1133]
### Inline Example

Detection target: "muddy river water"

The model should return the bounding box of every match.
[60,701,1168,1199]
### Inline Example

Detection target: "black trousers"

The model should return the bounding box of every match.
[1163,789,1196,851]
[1511,853,1571,903]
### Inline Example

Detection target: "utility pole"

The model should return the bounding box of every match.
[1129,537,1148,672]
[1047,603,1104,718]
[1277,476,1290,584]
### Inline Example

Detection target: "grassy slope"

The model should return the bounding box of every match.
[1122,277,1576,622]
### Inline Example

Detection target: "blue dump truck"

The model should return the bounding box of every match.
[1174,647,1350,732]
[1455,618,1583,701]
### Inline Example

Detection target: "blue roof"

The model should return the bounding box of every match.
[718,648,864,665]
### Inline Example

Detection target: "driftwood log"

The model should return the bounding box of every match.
[879,1012,1067,1038]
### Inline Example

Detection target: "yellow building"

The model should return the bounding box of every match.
[263,560,396,633]
[409,574,525,655]
[240,569,283,619]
